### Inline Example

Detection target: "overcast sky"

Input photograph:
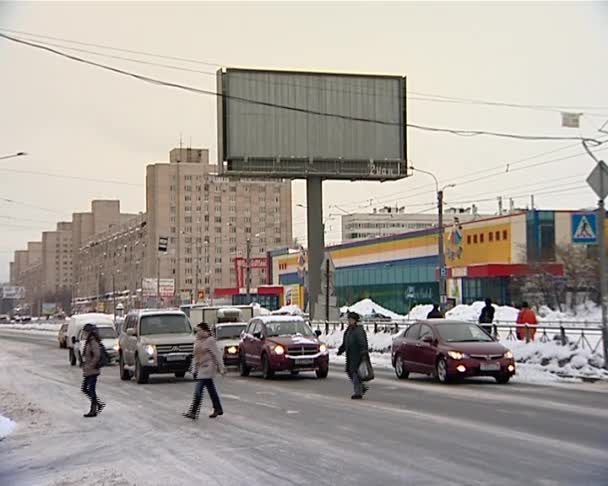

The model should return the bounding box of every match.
[1,1,607,282]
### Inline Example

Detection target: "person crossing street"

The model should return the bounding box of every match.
[81,323,106,418]
[337,311,370,400]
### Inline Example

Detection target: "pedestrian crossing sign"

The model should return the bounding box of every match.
[571,213,597,244]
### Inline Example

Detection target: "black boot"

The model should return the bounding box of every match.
[209,409,223,418]
[96,399,106,414]
[84,401,97,418]
[183,397,201,420]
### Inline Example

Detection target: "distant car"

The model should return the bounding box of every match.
[19,315,32,323]
[57,323,69,348]
[238,316,329,379]
[118,309,194,384]
[391,320,515,384]
[214,322,247,366]
[0,314,9,323]
[74,324,119,366]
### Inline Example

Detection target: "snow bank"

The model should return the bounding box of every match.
[340,298,405,320]
[274,304,305,316]
[0,322,62,332]
[321,327,403,353]
[0,414,16,440]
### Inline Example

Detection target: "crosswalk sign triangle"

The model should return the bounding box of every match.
[574,215,596,240]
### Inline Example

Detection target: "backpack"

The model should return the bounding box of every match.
[98,343,111,368]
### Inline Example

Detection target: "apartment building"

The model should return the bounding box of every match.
[146,147,292,302]
[341,206,484,242]
[75,213,147,307]
[41,222,73,297]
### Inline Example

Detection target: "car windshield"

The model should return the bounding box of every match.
[436,323,494,343]
[265,320,314,337]
[98,327,116,339]
[215,324,247,340]
[140,315,191,335]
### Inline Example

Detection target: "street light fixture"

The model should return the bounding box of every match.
[411,166,456,313]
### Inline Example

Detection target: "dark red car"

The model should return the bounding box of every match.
[239,316,329,379]
[391,320,515,384]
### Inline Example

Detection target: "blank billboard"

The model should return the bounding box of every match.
[217,68,407,181]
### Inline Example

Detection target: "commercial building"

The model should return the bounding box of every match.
[270,209,592,315]
[145,147,292,305]
[341,206,484,242]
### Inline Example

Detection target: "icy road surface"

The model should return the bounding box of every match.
[1,330,607,486]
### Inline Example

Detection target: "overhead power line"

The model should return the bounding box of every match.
[3,27,608,116]
[0,32,603,144]
[0,167,144,187]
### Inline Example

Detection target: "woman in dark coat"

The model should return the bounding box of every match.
[337,311,369,399]
[81,323,106,418]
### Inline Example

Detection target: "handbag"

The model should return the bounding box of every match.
[357,353,375,382]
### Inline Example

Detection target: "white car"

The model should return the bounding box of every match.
[214,322,248,367]
[74,324,120,367]
[66,313,115,366]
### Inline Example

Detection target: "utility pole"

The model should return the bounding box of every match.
[325,255,330,322]
[597,197,608,369]
[245,237,252,303]
[157,254,161,308]
[112,272,116,327]
[437,189,447,312]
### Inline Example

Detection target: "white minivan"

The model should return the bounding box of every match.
[66,313,114,366]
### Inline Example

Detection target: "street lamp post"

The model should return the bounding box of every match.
[245,232,264,303]
[0,152,27,161]
[411,166,455,313]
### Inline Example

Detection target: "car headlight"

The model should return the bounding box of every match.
[227,346,238,354]
[113,342,120,352]
[319,344,327,353]
[144,344,155,356]
[504,350,514,359]
[273,345,285,355]
[448,351,467,360]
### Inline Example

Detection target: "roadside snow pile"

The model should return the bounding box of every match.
[0,414,16,440]
[274,304,305,315]
[340,299,405,320]
[507,341,608,380]
[0,322,62,332]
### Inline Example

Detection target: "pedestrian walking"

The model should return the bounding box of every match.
[81,323,106,418]
[516,302,538,341]
[184,322,225,420]
[427,304,444,319]
[337,311,369,400]
[478,298,495,336]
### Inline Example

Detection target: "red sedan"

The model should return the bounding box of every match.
[391,320,515,384]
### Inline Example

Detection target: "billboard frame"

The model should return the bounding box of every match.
[217,67,408,182]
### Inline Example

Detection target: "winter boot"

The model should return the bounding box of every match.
[209,409,223,418]
[96,399,106,414]
[183,397,201,420]
[84,401,98,418]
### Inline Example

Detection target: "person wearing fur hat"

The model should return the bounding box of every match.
[337,311,369,399]
[81,323,106,418]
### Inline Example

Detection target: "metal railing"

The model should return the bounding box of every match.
[310,319,605,356]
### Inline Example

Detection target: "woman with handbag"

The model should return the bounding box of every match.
[337,311,370,399]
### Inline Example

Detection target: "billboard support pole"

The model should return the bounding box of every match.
[598,197,608,369]
[307,177,324,320]
[157,254,161,308]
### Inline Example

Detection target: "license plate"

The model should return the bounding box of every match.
[295,359,314,366]
[480,362,500,371]
[166,354,186,362]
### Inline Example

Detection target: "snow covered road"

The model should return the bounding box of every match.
[1,330,607,485]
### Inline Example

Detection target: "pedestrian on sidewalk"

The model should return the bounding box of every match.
[81,323,105,418]
[427,304,444,319]
[184,322,225,420]
[337,311,369,400]
[516,302,538,341]
[478,298,495,336]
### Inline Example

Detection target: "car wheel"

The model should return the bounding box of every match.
[69,348,76,366]
[395,355,409,380]
[175,371,186,378]
[290,370,300,376]
[135,356,149,384]
[316,368,329,379]
[435,357,451,384]
[262,354,274,380]
[239,353,251,377]
[495,374,511,384]
[119,353,131,381]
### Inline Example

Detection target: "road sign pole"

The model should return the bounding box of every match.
[598,198,608,369]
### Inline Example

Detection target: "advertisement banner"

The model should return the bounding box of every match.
[1,286,26,299]
[142,278,175,297]
[42,303,57,316]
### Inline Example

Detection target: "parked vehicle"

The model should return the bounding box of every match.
[391,320,515,384]
[118,309,194,384]
[0,314,10,323]
[180,304,264,329]
[75,324,119,366]
[214,322,247,366]
[57,323,69,348]
[239,316,329,379]
[66,313,115,366]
